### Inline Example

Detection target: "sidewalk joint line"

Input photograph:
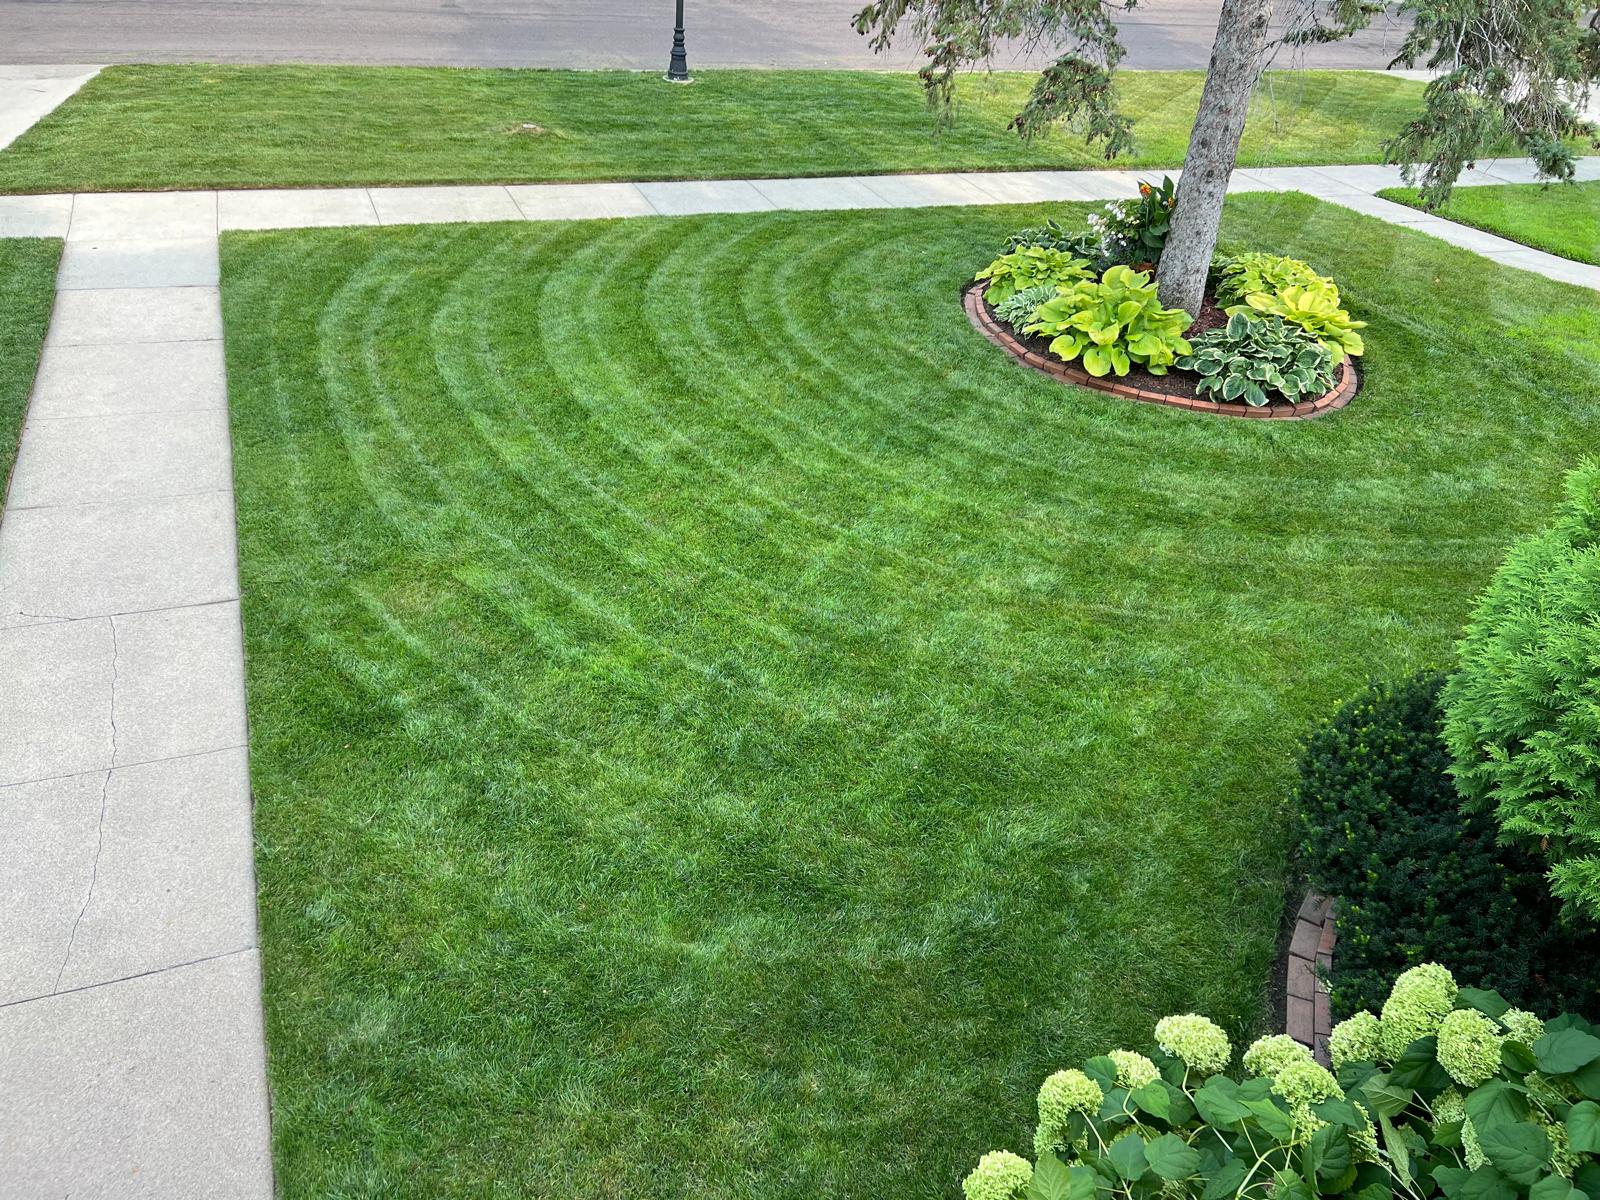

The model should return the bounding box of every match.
[0,742,250,792]
[2,945,258,1012]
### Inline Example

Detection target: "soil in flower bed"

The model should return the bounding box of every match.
[983,291,1231,403]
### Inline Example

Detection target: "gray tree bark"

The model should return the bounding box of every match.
[1154,0,1274,315]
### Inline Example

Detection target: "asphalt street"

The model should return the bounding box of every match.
[0,0,1412,70]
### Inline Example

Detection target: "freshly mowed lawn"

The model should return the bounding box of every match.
[0,65,1429,193]
[1380,180,1600,265]
[0,238,62,491]
[222,195,1600,1198]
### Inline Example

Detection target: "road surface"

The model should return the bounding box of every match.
[0,0,1411,70]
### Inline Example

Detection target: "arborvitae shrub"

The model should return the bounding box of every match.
[1443,461,1600,922]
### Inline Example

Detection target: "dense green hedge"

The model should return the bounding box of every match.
[1294,671,1600,1018]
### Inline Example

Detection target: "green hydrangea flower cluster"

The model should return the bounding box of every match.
[963,1150,1033,1200]
[1108,1049,1161,1089]
[1379,963,1458,1058]
[1437,1008,1503,1087]
[1502,1009,1545,1045]
[1329,1011,1381,1070]
[1541,1113,1579,1179]
[1155,1014,1232,1076]
[1272,1059,1344,1139]
[1034,1069,1105,1157]
[1432,1089,1488,1169]
[1242,1034,1313,1079]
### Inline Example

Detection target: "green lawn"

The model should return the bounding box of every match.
[0,65,1429,194]
[0,239,61,491]
[1380,180,1600,265]
[221,195,1600,1198]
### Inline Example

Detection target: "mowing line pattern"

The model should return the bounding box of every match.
[220,196,1600,1198]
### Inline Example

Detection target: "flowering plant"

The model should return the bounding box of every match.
[960,963,1600,1200]
[1086,175,1178,265]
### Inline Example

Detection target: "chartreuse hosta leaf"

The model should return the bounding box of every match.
[1230,279,1365,362]
[1023,265,1192,378]
[976,246,1094,305]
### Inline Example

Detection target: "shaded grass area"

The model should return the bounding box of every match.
[221,194,1600,1198]
[1379,180,1600,265]
[0,65,1430,194]
[0,239,61,493]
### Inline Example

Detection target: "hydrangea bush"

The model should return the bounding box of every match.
[961,964,1600,1200]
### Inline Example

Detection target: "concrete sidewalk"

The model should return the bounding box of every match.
[0,199,272,1196]
[0,153,1596,1197]
[0,65,102,151]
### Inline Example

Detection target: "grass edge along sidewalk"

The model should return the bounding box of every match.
[0,238,63,490]
[1379,179,1600,266]
[0,65,1430,194]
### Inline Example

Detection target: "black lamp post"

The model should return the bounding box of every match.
[665,0,691,82]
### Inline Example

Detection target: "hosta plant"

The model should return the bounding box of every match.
[960,962,1600,1200]
[1230,280,1366,363]
[1177,312,1338,407]
[1024,265,1194,378]
[1214,254,1335,306]
[1003,220,1103,262]
[994,284,1063,331]
[976,246,1095,305]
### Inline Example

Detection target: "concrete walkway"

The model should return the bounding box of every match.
[0,201,271,1195]
[0,154,1596,1196]
[0,65,102,151]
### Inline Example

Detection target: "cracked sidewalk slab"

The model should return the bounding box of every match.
[0,747,258,1003]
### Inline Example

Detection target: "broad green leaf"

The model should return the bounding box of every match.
[1244,1097,1294,1142]
[1459,989,1512,1019]
[1457,1166,1518,1200]
[1435,1167,1471,1198]
[1029,1152,1075,1200]
[1360,1074,1415,1119]
[1132,1081,1171,1122]
[1466,1081,1531,1135]
[1308,1123,1353,1183]
[1145,1133,1200,1181]
[1530,1174,1582,1200]
[1568,1101,1600,1153]
[1477,1121,1550,1184]
[1107,1131,1148,1182]
[1535,1029,1600,1075]
[1572,1060,1600,1100]
[1083,1056,1118,1093]
[1389,1037,1446,1089]
[1311,1098,1365,1129]
[1193,1077,1248,1126]
[1202,1158,1248,1200]
[1503,1041,1538,1075]
[1082,346,1111,377]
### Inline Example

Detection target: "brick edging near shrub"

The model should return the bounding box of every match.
[1286,892,1337,1065]
[962,284,1358,420]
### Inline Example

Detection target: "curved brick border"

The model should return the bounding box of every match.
[1286,892,1337,1065]
[963,284,1358,420]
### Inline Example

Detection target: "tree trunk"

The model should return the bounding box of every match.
[1154,0,1273,315]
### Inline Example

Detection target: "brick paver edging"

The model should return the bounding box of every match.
[963,284,1358,419]
[1286,891,1337,1065]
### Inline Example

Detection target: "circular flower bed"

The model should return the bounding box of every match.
[965,283,1359,420]
[968,198,1365,419]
